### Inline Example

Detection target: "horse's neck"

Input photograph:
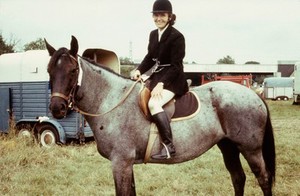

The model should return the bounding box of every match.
[75,62,132,114]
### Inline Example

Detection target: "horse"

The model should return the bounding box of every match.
[45,36,275,196]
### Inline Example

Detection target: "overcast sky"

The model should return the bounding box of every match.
[1,0,300,64]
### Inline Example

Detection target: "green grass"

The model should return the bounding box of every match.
[1,100,299,195]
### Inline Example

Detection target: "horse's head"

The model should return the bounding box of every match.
[45,36,79,119]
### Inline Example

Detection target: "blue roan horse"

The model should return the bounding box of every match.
[45,36,275,196]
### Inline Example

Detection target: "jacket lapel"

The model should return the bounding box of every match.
[159,25,172,43]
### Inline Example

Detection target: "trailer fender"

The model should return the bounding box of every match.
[16,118,66,144]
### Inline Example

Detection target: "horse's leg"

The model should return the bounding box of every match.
[111,158,136,196]
[242,150,272,196]
[217,139,246,196]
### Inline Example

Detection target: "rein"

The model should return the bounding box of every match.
[73,78,141,117]
[51,53,142,117]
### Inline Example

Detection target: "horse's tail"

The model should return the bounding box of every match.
[262,100,276,186]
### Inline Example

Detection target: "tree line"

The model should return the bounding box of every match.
[0,34,45,55]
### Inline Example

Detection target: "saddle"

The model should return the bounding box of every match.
[138,87,200,122]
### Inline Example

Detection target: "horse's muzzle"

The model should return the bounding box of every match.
[49,99,68,119]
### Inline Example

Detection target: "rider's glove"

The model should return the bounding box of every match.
[131,70,141,80]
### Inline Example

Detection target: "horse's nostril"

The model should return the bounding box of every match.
[61,103,67,111]
[49,102,67,119]
[49,102,66,112]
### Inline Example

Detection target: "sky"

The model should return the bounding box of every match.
[1,0,300,64]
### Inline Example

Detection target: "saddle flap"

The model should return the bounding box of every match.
[138,87,151,118]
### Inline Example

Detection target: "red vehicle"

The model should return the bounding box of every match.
[201,74,252,88]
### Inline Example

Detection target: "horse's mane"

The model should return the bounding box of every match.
[80,57,130,80]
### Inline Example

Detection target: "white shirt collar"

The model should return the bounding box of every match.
[158,24,169,42]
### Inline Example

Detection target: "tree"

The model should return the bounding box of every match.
[23,38,46,51]
[0,34,16,55]
[245,61,260,64]
[217,55,235,64]
[120,57,134,65]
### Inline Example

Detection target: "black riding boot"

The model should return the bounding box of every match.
[151,111,176,160]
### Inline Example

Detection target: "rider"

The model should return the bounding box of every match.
[132,0,188,160]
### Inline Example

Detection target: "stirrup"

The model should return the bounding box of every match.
[151,142,175,160]
[161,142,171,159]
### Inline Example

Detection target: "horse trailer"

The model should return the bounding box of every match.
[0,49,120,146]
[293,62,300,104]
[263,77,294,100]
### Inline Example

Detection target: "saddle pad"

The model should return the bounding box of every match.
[171,91,200,121]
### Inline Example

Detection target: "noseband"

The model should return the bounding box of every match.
[51,53,79,110]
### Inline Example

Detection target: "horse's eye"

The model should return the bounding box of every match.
[71,69,78,74]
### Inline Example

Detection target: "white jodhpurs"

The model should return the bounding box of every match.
[148,89,175,115]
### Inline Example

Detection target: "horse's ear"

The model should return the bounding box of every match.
[44,38,56,56]
[70,35,78,56]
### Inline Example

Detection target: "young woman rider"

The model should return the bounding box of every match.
[132,0,188,160]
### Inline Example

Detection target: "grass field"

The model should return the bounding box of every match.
[1,100,299,195]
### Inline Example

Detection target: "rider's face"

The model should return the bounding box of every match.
[153,13,170,30]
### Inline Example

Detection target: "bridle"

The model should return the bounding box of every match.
[50,53,142,117]
[50,53,79,112]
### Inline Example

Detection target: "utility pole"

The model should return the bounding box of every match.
[129,41,133,62]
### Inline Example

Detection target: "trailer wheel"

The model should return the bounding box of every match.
[16,124,35,141]
[39,125,59,147]
[18,128,32,138]
[17,128,35,141]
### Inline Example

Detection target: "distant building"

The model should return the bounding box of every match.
[277,60,298,77]
[184,63,278,74]
[184,63,278,86]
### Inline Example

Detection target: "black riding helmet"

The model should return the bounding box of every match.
[152,0,172,13]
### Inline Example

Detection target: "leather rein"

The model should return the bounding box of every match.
[51,53,141,117]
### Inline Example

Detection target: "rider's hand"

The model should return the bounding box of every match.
[151,82,164,99]
[131,70,141,80]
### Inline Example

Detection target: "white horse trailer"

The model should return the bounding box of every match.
[263,77,294,100]
[0,49,119,146]
[293,62,300,104]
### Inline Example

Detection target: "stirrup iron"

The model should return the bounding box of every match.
[161,142,171,159]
